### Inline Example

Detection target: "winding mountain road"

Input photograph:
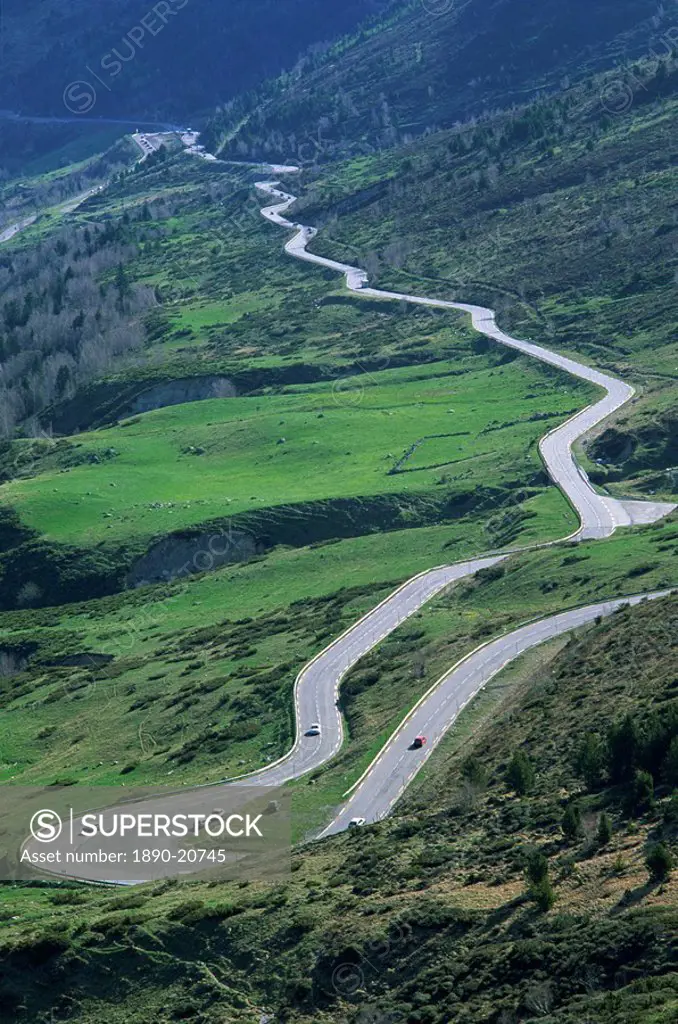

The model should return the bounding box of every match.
[247,179,674,828]
[256,181,673,541]
[235,557,506,790]
[0,185,106,246]
[0,216,38,243]
[22,162,677,882]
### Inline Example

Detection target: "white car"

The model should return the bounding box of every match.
[305,723,321,737]
[348,817,366,828]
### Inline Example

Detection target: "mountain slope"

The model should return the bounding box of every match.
[0,0,390,120]
[0,3,676,1023]
[1,590,677,1022]
[208,0,669,160]
[282,55,678,502]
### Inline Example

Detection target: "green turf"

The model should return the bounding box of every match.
[2,357,593,546]
[2,26,678,1024]
[2,566,677,1024]
[171,290,281,332]
[2,500,674,799]
[0,489,575,787]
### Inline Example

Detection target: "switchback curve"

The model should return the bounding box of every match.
[23,165,677,882]
[255,180,674,540]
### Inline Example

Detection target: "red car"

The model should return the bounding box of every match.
[412,735,427,749]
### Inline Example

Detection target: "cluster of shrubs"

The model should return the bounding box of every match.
[574,704,678,805]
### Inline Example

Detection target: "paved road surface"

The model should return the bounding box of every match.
[33,583,671,882]
[27,558,505,883]
[231,558,506,789]
[0,186,105,245]
[0,216,37,243]
[321,591,670,832]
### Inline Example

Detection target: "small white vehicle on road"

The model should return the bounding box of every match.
[348,817,366,828]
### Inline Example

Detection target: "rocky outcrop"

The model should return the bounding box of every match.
[41,375,238,434]
[589,415,678,482]
[0,649,29,678]
[127,527,259,587]
[123,376,236,416]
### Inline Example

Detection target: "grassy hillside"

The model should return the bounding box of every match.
[0,121,138,185]
[288,61,678,502]
[2,357,592,548]
[1,4,677,1019]
[0,509,675,819]
[1,589,677,1023]
[0,144,598,610]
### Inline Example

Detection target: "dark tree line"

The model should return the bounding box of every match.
[0,221,156,435]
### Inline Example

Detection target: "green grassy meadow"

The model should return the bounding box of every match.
[0,489,577,791]
[1,549,677,1024]
[0,503,674,810]
[0,133,672,809]
[3,357,592,547]
[295,80,678,511]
